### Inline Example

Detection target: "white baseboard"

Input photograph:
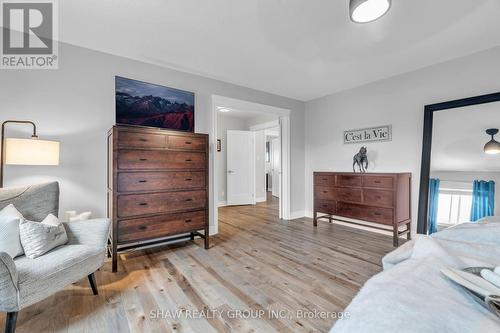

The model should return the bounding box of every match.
[289,211,306,220]
[209,225,218,235]
[218,201,227,207]
[256,196,266,203]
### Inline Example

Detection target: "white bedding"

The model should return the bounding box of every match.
[331,221,500,333]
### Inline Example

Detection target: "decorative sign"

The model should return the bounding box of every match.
[344,125,392,144]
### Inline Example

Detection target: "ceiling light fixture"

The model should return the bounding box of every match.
[484,128,500,155]
[349,0,391,23]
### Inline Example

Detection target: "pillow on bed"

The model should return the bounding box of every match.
[432,221,500,246]
[476,216,500,223]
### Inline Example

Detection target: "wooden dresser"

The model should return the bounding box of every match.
[107,126,209,272]
[313,172,411,246]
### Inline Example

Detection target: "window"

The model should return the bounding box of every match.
[436,181,473,225]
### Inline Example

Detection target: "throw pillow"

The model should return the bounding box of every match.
[19,215,68,259]
[0,204,24,258]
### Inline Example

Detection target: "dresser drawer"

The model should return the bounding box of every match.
[363,189,394,208]
[336,188,362,203]
[363,175,394,189]
[117,211,205,243]
[117,190,206,218]
[337,174,362,187]
[315,186,336,200]
[118,131,166,148]
[168,135,207,151]
[336,202,363,220]
[315,200,336,215]
[117,171,206,192]
[337,202,393,225]
[118,150,206,170]
[314,174,335,186]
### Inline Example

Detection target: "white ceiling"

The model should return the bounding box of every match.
[55,0,500,101]
[431,102,500,172]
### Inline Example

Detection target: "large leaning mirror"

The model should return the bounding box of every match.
[417,92,500,234]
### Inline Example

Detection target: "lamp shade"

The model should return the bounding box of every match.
[484,139,500,155]
[5,138,60,165]
[484,128,500,155]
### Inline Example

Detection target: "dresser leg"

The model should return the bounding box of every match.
[393,225,399,247]
[190,232,195,241]
[328,215,332,223]
[112,243,118,273]
[406,222,411,240]
[313,211,318,227]
[204,228,210,249]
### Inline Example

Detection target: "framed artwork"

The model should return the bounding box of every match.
[115,76,195,132]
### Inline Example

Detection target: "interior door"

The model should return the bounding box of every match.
[271,138,280,198]
[227,130,255,206]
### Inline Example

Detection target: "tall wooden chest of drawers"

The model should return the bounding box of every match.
[313,172,411,246]
[107,126,209,272]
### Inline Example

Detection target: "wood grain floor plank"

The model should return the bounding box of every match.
[1,194,397,333]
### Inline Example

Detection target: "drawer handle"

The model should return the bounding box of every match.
[373,212,382,216]
[185,198,193,202]
[138,180,147,183]
[323,191,328,194]
[185,159,192,162]
[322,204,328,208]
[185,178,192,181]
[374,180,381,183]
[138,226,147,230]
[322,178,327,181]
[185,219,192,223]
[139,138,148,142]
[139,158,148,161]
[185,141,192,145]
[138,202,148,206]
[376,196,382,199]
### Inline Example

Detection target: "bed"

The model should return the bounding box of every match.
[331,217,500,333]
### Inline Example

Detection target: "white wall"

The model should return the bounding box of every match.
[305,46,500,233]
[430,171,500,216]
[0,42,305,231]
[216,114,248,203]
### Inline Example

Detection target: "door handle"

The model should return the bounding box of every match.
[228,170,235,174]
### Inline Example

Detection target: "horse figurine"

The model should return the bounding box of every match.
[353,147,368,173]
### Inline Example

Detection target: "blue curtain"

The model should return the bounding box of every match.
[428,178,440,235]
[470,180,495,222]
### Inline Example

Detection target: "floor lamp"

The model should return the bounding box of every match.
[0,120,60,188]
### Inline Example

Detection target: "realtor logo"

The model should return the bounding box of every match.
[1,0,58,69]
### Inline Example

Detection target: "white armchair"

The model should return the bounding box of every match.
[0,183,110,333]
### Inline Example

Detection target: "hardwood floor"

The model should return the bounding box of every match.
[2,194,397,333]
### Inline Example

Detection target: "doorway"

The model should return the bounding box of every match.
[211,95,291,234]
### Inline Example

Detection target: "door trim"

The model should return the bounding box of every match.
[211,95,292,234]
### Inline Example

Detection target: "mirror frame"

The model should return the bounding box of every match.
[417,91,500,234]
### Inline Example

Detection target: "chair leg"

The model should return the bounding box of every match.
[88,273,98,295]
[5,312,17,333]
